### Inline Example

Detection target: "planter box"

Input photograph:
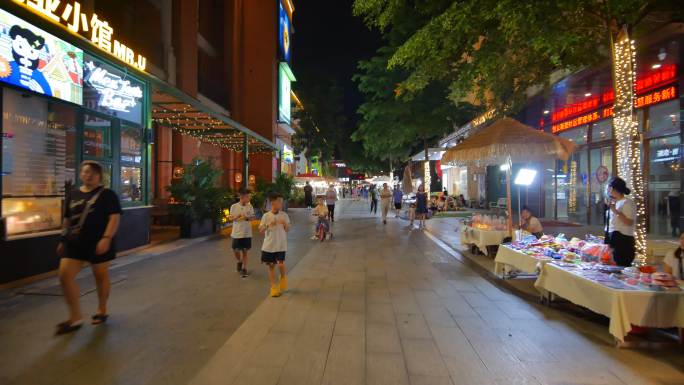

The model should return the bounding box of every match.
[180,218,214,238]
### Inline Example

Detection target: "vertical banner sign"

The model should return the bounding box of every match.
[278,0,292,63]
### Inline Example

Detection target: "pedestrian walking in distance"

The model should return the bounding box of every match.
[325,184,338,222]
[393,185,403,218]
[55,161,122,335]
[380,183,392,224]
[370,185,379,214]
[229,189,255,278]
[303,181,314,208]
[416,184,429,229]
[259,192,291,297]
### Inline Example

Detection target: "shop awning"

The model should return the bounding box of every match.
[151,80,277,154]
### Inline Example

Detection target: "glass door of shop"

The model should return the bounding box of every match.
[589,146,613,228]
[647,135,681,238]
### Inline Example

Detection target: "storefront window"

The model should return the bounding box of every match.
[84,114,113,158]
[649,100,680,136]
[591,119,612,142]
[556,150,588,224]
[558,126,588,146]
[648,135,681,238]
[1,89,76,237]
[121,166,142,202]
[121,125,143,164]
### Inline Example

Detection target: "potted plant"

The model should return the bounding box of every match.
[166,158,231,238]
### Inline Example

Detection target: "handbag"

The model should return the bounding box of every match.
[62,187,104,245]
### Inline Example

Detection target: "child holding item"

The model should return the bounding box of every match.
[259,192,291,297]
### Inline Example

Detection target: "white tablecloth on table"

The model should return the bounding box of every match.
[535,263,684,342]
[494,245,552,275]
[460,227,510,255]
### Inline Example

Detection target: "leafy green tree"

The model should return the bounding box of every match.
[353,0,683,260]
[353,45,478,165]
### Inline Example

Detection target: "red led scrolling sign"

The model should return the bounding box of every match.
[553,85,679,133]
[551,64,677,124]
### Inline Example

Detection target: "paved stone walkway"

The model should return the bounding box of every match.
[189,200,684,385]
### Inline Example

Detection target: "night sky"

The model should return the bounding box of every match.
[291,0,382,122]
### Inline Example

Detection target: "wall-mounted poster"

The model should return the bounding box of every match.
[0,8,83,104]
[84,54,144,124]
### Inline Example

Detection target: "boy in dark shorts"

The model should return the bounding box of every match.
[259,192,291,297]
[229,189,255,277]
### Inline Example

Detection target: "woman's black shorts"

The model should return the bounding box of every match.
[261,251,286,264]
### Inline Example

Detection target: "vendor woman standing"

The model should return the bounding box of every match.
[605,177,636,267]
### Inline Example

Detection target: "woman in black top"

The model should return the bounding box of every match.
[56,161,122,335]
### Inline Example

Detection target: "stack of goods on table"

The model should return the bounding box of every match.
[465,214,508,231]
[506,234,682,291]
[505,234,603,264]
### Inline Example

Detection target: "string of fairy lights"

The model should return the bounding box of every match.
[151,104,275,154]
[612,28,646,265]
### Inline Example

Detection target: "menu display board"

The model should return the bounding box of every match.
[0,8,83,104]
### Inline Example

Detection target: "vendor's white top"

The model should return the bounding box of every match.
[607,197,635,236]
[260,211,291,252]
[230,202,255,239]
[663,248,684,280]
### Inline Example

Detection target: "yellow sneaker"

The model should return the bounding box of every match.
[279,276,288,292]
[270,285,281,298]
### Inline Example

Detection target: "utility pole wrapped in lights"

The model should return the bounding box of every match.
[611,26,646,265]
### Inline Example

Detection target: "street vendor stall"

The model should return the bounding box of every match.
[442,117,575,248]
[461,214,510,255]
[535,261,684,343]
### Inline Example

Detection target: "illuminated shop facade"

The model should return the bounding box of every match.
[0,1,278,283]
[515,28,683,238]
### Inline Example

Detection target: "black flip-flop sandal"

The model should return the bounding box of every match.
[91,314,109,325]
[55,320,83,335]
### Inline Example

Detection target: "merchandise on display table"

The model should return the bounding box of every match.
[535,262,684,342]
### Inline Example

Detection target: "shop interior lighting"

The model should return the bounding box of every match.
[543,110,550,114]
[613,30,646,265]
[651,63,662,69]
[584,92,592,97]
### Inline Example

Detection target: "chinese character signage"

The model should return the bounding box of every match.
[12,0,147,71]
[0,8,83,104]
[653,147,680,163]
[278,0,292,63]
[83,54,143,124]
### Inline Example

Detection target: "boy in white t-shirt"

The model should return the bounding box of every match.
[228,189,255,277]
[259,192,291,297]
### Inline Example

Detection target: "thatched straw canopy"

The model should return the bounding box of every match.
[441,117,576,166]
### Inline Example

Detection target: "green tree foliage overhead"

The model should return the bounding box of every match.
[353,45,478,161]
[353,0,682,113]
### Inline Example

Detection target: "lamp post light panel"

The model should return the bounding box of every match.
[514,168,537,186]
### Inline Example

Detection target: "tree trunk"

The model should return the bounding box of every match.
[610,25,646,264]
